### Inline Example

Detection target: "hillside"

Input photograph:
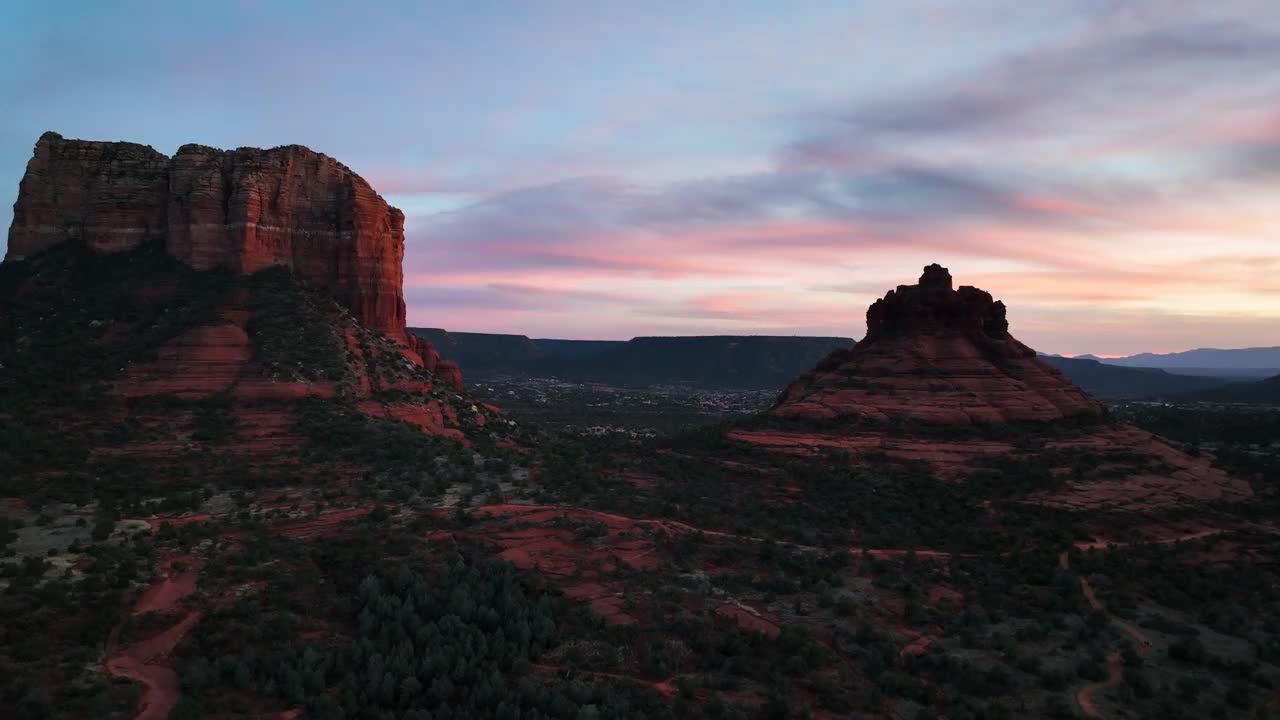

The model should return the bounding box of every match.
[1038,355,1235,399]
[4,133,1278,720]
[0,132,507,504]
[0,241,509,503]
[411,328,855,389]
[4,236,1277,719]
[514,265,1274,720]
[1171,373,1280,404]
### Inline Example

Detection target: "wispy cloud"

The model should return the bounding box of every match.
[4,1,1280,353]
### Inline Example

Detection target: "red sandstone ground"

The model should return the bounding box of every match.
[105,556,205,720]
[102,505,387,720]
[728,425,1250,513]
[139,503,376,541]
[131,556,201,616]
[428,504,810,634]
[105,287,485,458]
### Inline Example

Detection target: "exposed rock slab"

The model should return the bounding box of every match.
[727,427,1250,511]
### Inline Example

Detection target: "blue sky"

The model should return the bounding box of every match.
[3,0,1279,354]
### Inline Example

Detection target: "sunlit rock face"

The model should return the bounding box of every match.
[8,131,407,340]
[774,264,1105,425]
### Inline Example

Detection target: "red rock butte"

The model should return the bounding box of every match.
[7,131,407,342]
[775,264,1105,424]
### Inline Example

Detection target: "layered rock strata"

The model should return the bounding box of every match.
[8,132,407,340]
[775,264,1104,424]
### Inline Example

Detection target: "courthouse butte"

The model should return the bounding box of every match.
[3,132,498,461]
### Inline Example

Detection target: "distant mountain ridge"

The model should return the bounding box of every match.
[1171,373,1280,404]
[1038,355,1236,399]
[1078,346,1280,372]
[410,328,855,390]
[411,327,1279,400]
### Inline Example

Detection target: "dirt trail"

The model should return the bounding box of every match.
[106,612,202,720]
[898,632,937,658]
[1072,528,1229,552]
[472,503,967,559]
[1060,551,1154,718]
[1061,550,1155,657]
[132,557,200,615]
[1077,652,1123,718]
[105,558,204,720]
[530,663,678,697]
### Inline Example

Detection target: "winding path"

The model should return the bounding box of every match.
[105,558,203,720]
[1077,652,1123,718]
[1059,551,1154,718]
[530,663,680,697]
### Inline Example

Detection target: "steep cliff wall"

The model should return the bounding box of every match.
[7,133,170,257]
[7,132,407,339]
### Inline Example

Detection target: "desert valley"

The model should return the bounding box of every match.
[1,130,1278,720]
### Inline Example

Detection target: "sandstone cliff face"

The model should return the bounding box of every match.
[8,132,407,340]
[7,133,170,257]
[775,264,1105,424]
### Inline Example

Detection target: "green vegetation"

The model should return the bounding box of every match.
[0,239,480,506]
[531,426,1087,552]
[0,241,233,405]
[6,240,1280,720]
[179,556,606,719]
[295,399,458,476]
[0,242,232,487]
[246,267,351,383]
[1117,404,1280,514]
[191,392,239,443]
[176,531,778,719]
[0,542,144,719]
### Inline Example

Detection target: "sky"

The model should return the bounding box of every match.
[2,1,1279,356]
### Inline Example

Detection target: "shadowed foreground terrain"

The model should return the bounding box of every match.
[3,136,1279,720]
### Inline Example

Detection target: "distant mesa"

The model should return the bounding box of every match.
[409,328,855,391]
[774,264,1105,424]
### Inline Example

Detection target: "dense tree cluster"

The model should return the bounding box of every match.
[177,557,672,720]
[533,425,1088,553]
[246,267,351,383]
[0,541,146,719]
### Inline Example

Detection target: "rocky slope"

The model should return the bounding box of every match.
[743,264,1250,512]
[9,131,409,341]
[2,133,502,496]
